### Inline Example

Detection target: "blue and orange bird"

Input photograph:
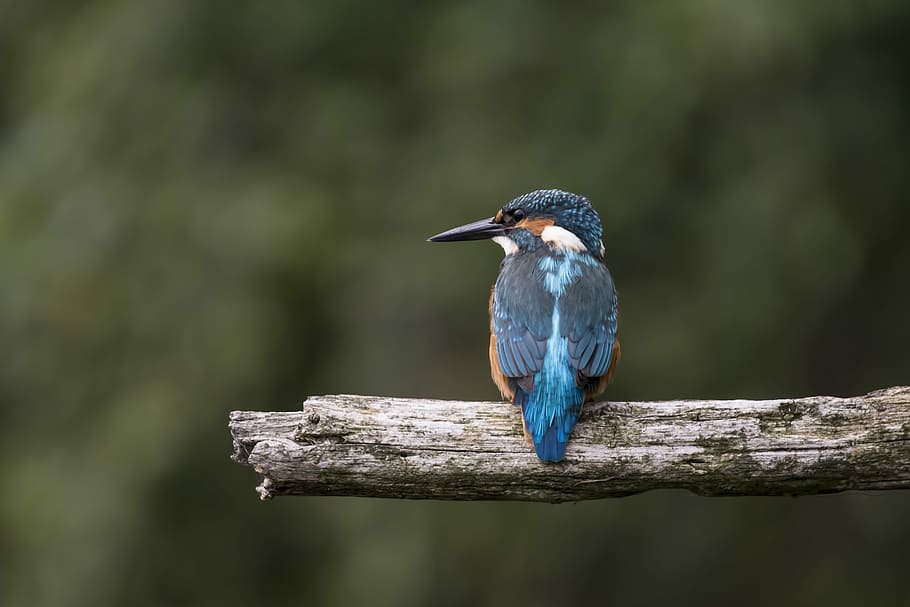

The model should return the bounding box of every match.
[429,189,620,462]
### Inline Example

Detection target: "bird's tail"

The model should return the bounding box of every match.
[535,414,577,462]
[516,380,584,463]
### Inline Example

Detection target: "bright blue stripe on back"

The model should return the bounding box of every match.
[522,305,585,462]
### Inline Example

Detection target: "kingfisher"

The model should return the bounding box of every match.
[429,189,620,462]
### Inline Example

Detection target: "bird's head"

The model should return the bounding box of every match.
[429,189,604,258]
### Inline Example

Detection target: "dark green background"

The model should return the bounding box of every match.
[2,2,909,605]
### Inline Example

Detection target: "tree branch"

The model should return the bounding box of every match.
[229,386,910,502]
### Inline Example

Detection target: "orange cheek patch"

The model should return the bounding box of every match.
[515,217,555,236]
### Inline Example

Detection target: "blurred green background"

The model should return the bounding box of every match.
[2,1,910,605]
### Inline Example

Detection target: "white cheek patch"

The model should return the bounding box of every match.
[541,225,587,252]
[492,235,519,255]
[600,240,606,257]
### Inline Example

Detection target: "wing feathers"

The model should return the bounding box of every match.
[491,250,618,398]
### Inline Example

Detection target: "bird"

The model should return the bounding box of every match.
[429,189,619,462]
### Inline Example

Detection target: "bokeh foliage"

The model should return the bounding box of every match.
[2,1,909,605]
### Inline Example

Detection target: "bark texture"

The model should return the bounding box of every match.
[230,386,910,502]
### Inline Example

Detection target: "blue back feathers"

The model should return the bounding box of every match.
[518,306,586,462]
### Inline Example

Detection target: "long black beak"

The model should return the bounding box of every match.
[427,217,505,242]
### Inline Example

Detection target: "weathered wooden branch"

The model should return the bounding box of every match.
[230,386,910,502]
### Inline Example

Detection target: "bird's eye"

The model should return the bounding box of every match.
[512,209,526,222]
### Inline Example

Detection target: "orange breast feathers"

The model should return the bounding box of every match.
[585,338,621,402]
[488,289,514,400]
[489,334,514,400]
